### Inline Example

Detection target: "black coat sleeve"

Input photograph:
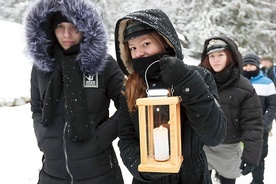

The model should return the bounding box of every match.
[239,83,264,165]
[159,56,227,146]
[172,66,227,146]
[95,55,125,150]
[117,94,143,180]
[30,66,45,148]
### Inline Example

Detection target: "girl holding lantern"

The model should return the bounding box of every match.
[114,9,227,184]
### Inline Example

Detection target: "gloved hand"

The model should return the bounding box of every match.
[159,55,190,86]
[239,161,256,175]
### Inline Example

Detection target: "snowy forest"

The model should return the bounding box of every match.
[0,0,275,61]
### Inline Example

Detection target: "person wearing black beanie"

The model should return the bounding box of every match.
[242,52,260,79]
[243,53,260,68]
[23,0,124,183]
[242,52,276,184]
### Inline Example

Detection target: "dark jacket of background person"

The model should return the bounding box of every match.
[23,0,124,183]
[200,36,263,166]
[114,9,227,184]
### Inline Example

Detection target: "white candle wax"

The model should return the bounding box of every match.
[153,125,169,161]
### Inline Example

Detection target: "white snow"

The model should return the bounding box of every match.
[0,20,32,99]
[1,20,275,184]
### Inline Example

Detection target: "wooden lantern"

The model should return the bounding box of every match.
[136,96,183,173]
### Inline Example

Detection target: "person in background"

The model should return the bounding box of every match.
[23,0,124,183]
[242,53,276,184]
[200,37,263,184]
[260,56,276,135]
[260,56,276,87]
[114,9,227,184]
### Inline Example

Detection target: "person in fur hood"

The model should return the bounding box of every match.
[114,9,227,184]
[23,0,124,183]
[200,36,264,184]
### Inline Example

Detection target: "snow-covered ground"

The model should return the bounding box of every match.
[1,20,275,184]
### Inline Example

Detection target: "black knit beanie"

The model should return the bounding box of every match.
[242,52,260,68]
[52,12,70,29]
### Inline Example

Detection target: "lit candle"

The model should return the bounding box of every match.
[153,125,169,161]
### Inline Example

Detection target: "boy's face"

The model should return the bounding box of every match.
[243,63,258,72]
[55,22,83,50]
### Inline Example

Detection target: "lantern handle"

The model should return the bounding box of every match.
[144,60,160,95]
[144,60,174,96]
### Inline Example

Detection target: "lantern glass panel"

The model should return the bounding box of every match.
[145,105,170,161]
[153,105,169,127]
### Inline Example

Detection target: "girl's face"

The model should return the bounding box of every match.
[208,50,228,72]
[55,22,83,50]
[128,33,164,59]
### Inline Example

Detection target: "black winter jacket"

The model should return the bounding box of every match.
[200,36,264,166]
[114,9,227,184]
[24,0,124,183]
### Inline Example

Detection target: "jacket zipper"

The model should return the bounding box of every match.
[63,121,74,184]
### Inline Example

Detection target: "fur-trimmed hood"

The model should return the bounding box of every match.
[23,0,107,75]
[114,9,183,76]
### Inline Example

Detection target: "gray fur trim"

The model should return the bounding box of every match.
[23,0,107,75]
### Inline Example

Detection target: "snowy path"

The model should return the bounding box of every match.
[1,104,275,184]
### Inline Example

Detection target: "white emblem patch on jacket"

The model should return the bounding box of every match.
[83,73,98,88]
